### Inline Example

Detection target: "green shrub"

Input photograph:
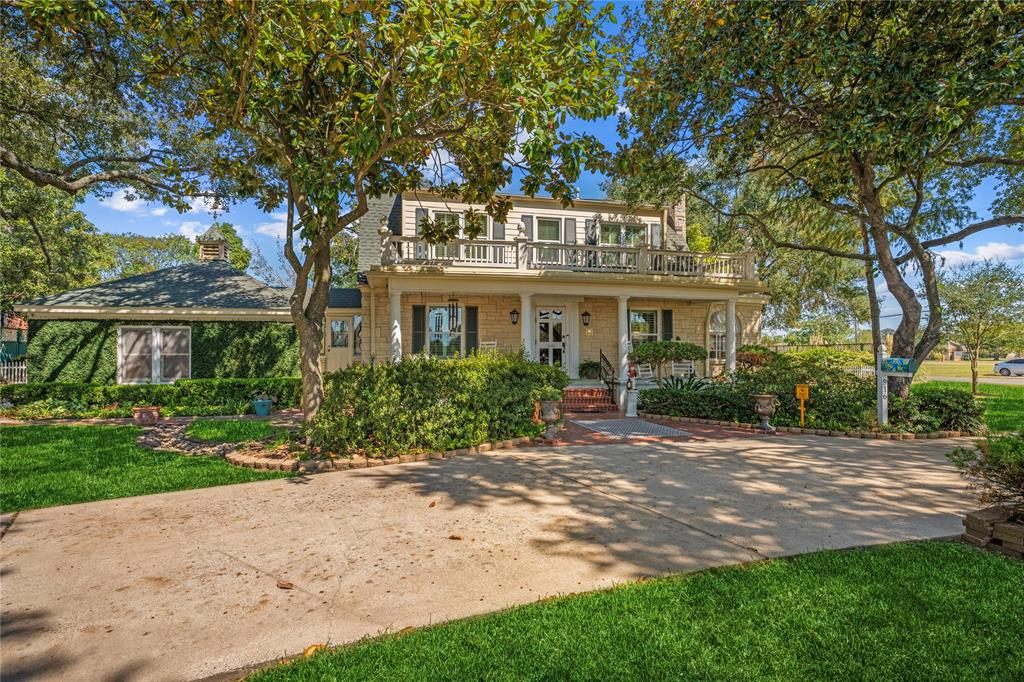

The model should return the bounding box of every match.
[306,352,568,457]
[909,385,987,433]
[0,378,300,418]
[630,340,707,366]
[639,352,985,432]
[948,433,1024,517]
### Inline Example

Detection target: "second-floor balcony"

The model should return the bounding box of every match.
[381,235,757,280]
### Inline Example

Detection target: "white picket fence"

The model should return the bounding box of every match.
[0,360,27,384]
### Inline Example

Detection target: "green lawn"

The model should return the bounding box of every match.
[186,418,289,444]
[0,425,291,513]
[917,360,997,379]
[920,381,1023,432]
[253,542,1023,682]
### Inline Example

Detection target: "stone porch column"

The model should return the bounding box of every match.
[389,291,402,363]
[520,293,533,360]
[726,298,737,373]
[617,295,629,407]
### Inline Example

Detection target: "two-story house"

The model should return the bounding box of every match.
[16,194,766,409]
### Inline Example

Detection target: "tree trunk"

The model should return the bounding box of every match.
[970,355,978,395]
[289,245,333,421]
[860,219,882,353]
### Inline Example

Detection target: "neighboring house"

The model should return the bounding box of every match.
[1,313,28,359]
[16,195,767,406]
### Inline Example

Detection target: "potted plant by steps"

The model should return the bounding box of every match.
[252,391,276,417]
[537,386,563,440]
[132,405,161,426]
[948,433,1024,559]
[752,393,778,433]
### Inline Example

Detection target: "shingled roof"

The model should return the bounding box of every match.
[20,260,291,311]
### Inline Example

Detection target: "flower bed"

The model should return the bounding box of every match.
[306,352,568,457]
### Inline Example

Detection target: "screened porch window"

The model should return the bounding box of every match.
[428,306,462,358]
[118,326,191,384]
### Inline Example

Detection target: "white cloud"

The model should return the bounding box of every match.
[934,241,1024,267]
[177,221,207,239]
[616,103,631,117]
[254,212,289,239]
[103,189,142,212]
[188,196,218,215]
[150,207,168,217]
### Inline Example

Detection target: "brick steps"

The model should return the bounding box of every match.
[562,386,616,413]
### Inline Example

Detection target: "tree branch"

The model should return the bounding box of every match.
[948,155,1024,168]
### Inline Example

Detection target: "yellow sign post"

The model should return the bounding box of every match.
[795,384,809,427]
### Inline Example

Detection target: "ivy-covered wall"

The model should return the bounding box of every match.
[27,319,300,383]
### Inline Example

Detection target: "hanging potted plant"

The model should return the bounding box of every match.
[252,391,276,417]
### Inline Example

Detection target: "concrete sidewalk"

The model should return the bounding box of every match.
[0,434,974,681]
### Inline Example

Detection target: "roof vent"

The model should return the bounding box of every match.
[196,225,229,262]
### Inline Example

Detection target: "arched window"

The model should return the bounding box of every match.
[708,310,726,360]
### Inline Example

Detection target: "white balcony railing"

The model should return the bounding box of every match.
[382,235,755,279]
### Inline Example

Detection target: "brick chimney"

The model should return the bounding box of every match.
[666,194,687,250]
[196,225,229,262]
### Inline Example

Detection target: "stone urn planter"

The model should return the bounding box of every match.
[132,405,161,426]
[538,399,562,440]
[752,394,778,433]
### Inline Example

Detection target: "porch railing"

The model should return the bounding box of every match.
[383,235,755,279]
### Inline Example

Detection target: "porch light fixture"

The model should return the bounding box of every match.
[581,310,591,327]
[510,308,520,325]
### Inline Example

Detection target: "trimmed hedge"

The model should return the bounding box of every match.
[639,350,985,433]
[27,319,299,383]
[307,352,568,457]
[0,378,300,418]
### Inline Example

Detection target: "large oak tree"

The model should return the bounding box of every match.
[29,0,619,417]
[618,0,1024,394]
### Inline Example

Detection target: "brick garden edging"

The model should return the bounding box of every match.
[962,507,1024,560]
[637,412,977,440]
[224,436,545,473]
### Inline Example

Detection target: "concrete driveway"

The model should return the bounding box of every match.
[1,433,974,681]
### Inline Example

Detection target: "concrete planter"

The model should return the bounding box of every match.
[132,406,161,426]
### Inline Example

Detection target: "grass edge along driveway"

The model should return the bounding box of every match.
[0,424,290,513]
[252,541,1024,682]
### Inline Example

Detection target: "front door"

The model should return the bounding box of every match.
[536,307,565,368]
[323,314,359,373]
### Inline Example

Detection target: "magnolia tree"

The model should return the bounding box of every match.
[937,261,1024,394]
[617,0,1024,396]
[29,0,619,417]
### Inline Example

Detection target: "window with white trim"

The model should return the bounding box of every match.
[117,326,191,384]
[708,310,726,360]
[629,310,658,346]
[428,306,462,358]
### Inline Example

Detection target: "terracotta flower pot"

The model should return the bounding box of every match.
[132,405,161,426]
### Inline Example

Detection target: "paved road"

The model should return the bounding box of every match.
[0,433,975,681]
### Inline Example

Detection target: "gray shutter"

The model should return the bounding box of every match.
[650,223,662,249]
[492,220,505,240]
[661,309,673,341]
[465,306,479,353]
[521,215,533,240]
[585,219,597,245]
[563,217,576,244]
[412,305,426,354]
[414,208,428,235]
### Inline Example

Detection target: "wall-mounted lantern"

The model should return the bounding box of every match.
[510,308,520,325]
[581,310,591,327]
